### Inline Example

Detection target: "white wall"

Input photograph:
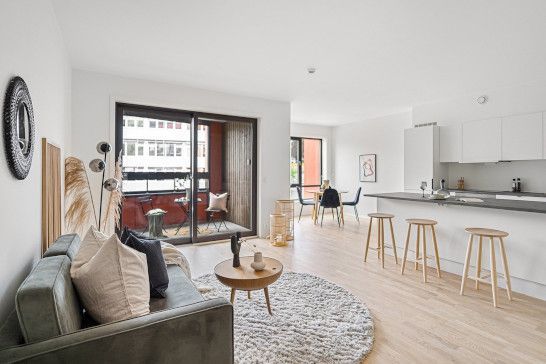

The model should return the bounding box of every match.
[71,70,290,237]
[290,122,333,182]
[0,0,71,322]
[333,112,412,216]
[413,81,546,192]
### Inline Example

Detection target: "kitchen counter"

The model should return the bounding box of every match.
[364,191,546,300]
[365,192,546,214]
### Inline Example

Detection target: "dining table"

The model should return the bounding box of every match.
[309,189,349,225]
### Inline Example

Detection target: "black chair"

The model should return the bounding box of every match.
[342,187,362,222]
[137,195,154,232]
[296,186,315,222]
[319,187,341,227]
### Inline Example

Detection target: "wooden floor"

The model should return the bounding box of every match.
[178,217,546,363]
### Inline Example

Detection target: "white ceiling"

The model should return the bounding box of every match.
[52,0,546,125]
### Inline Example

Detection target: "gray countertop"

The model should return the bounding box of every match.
[365,192,546,214]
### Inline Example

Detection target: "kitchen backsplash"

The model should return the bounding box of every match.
[446,160,546,192]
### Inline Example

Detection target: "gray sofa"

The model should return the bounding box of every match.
[0,234,233,363]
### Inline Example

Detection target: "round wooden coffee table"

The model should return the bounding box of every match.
[214,256,283,315]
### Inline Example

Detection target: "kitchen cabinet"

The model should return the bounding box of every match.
[462,118,501,163]
[404,126,446,192]
[501,112,542,161]
[439,124,461,162]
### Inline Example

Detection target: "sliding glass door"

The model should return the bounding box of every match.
[115,103,257,244]
[290,137,322,199]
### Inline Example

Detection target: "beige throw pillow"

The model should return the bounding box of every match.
[70,228,150,324]
[208,192,228,212]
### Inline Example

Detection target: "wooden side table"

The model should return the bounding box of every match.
[214,256,283,315]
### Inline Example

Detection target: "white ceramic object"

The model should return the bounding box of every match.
[250,252,266,271]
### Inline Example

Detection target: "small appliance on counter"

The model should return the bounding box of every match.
[511,178,522,192]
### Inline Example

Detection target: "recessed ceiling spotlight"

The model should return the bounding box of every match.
[307,67,316,74]
[477,95,488,104]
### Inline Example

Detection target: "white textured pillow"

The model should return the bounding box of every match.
[209,192,228,212]
[70,230,150,324]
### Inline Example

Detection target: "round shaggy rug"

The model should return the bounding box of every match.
[194,272,374,364]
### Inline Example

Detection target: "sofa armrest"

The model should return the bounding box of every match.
[0,298,233,364]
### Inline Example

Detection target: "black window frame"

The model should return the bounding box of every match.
[290,136,323,189]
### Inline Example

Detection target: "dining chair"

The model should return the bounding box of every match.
[342,187,362,222]
[296,187,315,222]
[319,188,341,227]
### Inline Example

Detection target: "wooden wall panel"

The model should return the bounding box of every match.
[223,122,252,228]
[42,138,62,255]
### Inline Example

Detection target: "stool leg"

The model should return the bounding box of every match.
[475,236,483,290]
[460,234,474,295]
[364,217,372,262]
[421,225,428,283]
[376,218,381,259]
[415,225,420,270]
[401,223,411,275]
[389,218,398,264]
[380,219,385,269]
[431,225,441,278]
[499,237,512,301]
[489,237,498,308]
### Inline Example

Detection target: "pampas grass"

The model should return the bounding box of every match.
[102,151,124,231]
[65,157,97,234]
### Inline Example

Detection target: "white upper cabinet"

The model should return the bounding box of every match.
[462,118,501,163]
[501,112,543,161]
[439,124,461,163]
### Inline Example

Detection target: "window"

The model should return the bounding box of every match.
[149,120,156,128]
[127,119,135,127]
[166,143,174,157]
[137,144,144,156]
[126,142,136,156]
[175,145,182,156]
[158,121,164,128]
[167,122,173,129]
[137,120,144,127]
[175,123,182,129]
[157,143,164,156]
[290,137,322,197]
[149,143,156,156]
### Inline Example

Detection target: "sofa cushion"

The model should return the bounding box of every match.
[16,256,82,343]
[43,234,81,260]
[149,265,203,312]
[125,234,169,298]
[70,233,150,324]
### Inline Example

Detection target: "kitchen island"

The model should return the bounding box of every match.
[365,192,546,300]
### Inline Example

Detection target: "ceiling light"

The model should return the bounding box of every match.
[307,67,316,74]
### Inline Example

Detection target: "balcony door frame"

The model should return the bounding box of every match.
[115,102,258,244]
[290,136,323,191]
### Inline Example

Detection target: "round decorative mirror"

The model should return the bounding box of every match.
[3,76,35,180]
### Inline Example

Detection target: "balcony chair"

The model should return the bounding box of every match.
[206,193,230,232]
[342,187,362,222]
[296,186,315,222]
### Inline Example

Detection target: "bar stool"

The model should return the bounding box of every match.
[400,219,441,283]
[460,227,512,308]
[363,213,398,268]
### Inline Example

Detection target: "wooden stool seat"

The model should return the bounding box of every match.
[364,213,398,268]
[406,218,437,225]
[368,212,395,219]
[400,219,441,282]
[464,227,508,238]
[460,227,512,308]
